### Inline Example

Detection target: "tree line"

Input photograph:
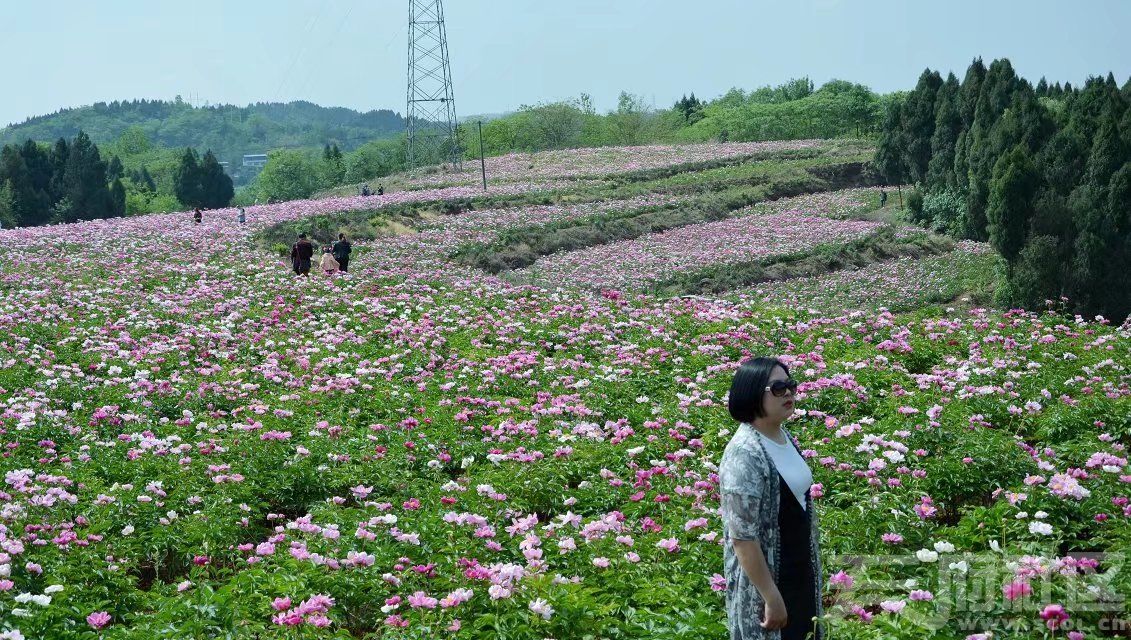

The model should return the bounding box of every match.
[0,99,405,178]
[0,130,234,226]
[876,58,1131,321]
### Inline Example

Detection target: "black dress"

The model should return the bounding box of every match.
[777,473,817,640]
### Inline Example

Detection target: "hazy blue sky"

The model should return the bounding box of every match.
[3,0,1130,127]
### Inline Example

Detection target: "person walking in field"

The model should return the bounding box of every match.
[238,207,246,224]
[319,247,340,275]
[332,233,352,272]
[290,233,314,276]
[193,208,202,224]
[879,189,888,208]
[720,357,823,640]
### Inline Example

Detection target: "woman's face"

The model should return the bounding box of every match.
[762,366,796,423]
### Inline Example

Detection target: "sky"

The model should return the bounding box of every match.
[2,0,1130,127]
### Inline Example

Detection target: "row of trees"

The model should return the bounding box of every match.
[467,80,884,158]
[0,129,235,227]
[0,99,405,181]
[877,58,1131,321]
[173,148,234,210]
[0,132,126,226]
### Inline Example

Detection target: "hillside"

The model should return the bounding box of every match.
[0,98,406,170]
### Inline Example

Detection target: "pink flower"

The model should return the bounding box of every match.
[908,589,934,601]
[306,613,332,628]
[592,557,610,568]
[271,597,292,611]
[384,614,409,627]
[87,611,111,629]
[656,538,680,553]
[0,580,13,591]
[1002,580,1032,601]
[882,533,904,545]
[408,591,439,609]
[709,573,726,591]
[829,570,854,589]
[1039,603,1069,630]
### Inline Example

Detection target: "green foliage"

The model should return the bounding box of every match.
[198,150,234,208]
[0,99,405,173]
[987,144,1039,264]
[877,56,1131,321]
[0,179,15,227]
[173,147,202,208]
[919,188,966,235]
[256,149,318,202]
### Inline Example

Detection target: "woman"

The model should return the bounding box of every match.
[720,357,823,640]
[319,247,340,275]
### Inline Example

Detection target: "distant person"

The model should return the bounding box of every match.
[332,233,352,273]
[290,233,314,276]
[238,207,246,224]
[377,185,384,196]
[193,208,202,224]
[361,184,371,197]
[879,189,888,208]
[319,247,340,275]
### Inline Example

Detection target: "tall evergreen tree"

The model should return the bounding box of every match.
[875,98,908,186]
[107,155,124,182]
[15,141,53,221]
[902,69,944,183]
[987,144,1039,271]
[173,147,203,208]
[49,138,69,203]
[960,58,987,128]
[60,131,112,222]
[1035,77,1049,97]
[927,74,962,189]
[198,149,234,209]
[0,179,15,228]
[110,178,126,217]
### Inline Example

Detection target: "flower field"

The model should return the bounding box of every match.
[743,241,999,314]
[510,189,885,291]
[396,140,823,187]
[0,142,1128,640]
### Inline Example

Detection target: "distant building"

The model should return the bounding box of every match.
[242,154,268,169]
[218,161,230,173]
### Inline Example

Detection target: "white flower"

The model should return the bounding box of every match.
[122,525,135,536]
[1029,521,1054,536]
[30,595,50,606]
[626,446,645,456]
[528,598,554,620]
[916,549,939,563]
[43,585,64,594]
[1033,511,1048,519]
[990,540,1001,553]
[933,541,955,553]
[948,561,969,574]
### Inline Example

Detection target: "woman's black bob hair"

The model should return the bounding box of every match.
[728,357,790,423]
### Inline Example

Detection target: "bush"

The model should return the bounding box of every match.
[906,188,925,223]
[921,188,967,235]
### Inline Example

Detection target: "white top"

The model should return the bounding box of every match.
[752,425,813,511]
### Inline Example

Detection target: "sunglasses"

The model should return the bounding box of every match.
[765,379,799,397]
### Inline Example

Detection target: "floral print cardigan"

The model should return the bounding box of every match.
[719,423,825,640]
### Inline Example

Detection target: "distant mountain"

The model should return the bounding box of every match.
[0,99,406,169]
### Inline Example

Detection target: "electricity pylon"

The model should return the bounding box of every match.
[407,0,461,170]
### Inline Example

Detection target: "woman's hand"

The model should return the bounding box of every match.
[760,590,788,630]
